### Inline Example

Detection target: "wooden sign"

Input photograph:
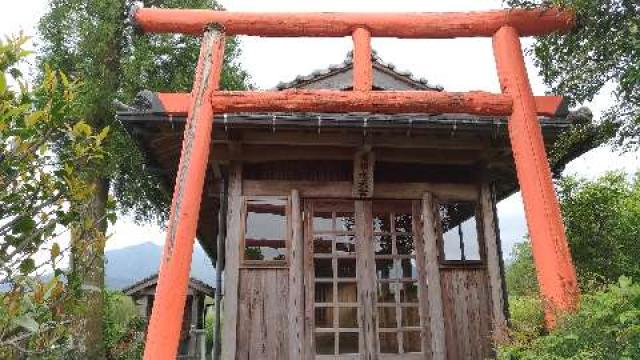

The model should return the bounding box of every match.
[353,149,375,198]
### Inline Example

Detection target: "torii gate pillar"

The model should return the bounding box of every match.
[142,25,225,360]
[493,25,579,325]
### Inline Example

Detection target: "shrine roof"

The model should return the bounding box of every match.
[274,50,443,91]
[123,273,214,298]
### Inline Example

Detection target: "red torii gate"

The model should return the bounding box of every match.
[130,6,579,359]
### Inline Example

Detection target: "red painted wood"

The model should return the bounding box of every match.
[143,26,225,360]
[209,90,513,115]
[352,27,373,91]
[133,8,574,38]
[152,92,565,117]
[156,92,192,114]
[534,95,567,117]
[493,25,579,326]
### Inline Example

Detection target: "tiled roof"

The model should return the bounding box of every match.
[275,50,444,91]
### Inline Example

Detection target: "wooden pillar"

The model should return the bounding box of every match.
[222,162,242,360]
[355,200,378,359]
[352,27,373,91]
[213,172,227,360]
[303,201,315,360]
[143,24,225,360]
[480,184,508,342]
[412,201,433,355]
[146,295,153,318]
[137,296,148,318]
[422,193,446,360]
[288,189,304,359]
[189,295,199,356]
[493,25,579,324]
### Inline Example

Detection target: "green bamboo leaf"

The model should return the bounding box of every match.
[72,121,92,137]
[96,126,110,142]
[25,110,46,127]
[59,71,70,88]
[0,73,6,93]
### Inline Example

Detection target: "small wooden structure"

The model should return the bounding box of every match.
[118,6,583,360]
[123,274,214,359]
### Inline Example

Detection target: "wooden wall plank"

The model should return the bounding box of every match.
[222,162,242,360]
[288,189,305,359]
[243,180,478,201]
[440,269,493,360]
[211,144,482,165]
[481,183,508,343]
[440,271,458,360]
[456,272,471,359]
[236,269,290,360]
[422,193,447,360]
[213,130,489,150]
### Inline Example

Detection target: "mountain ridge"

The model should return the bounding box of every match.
[105,242,215,290]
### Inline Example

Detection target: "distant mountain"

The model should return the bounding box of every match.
[105,242,215,290]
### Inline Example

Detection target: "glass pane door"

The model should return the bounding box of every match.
[373,201,423,355]
[307,199,426,359]
[310,201,359,356]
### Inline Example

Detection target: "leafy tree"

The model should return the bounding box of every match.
[506,240,539,297]
[505,172,640,293]
[506,0,640,149]
[37,0,250,356]
[503,172,640,356]
[0,35,112,358]
[558,172,640,288]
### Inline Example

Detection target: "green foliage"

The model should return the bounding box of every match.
[506,240,539,297]
[558,172,640,289]
[38,0,252,225]
[0,35,112,357]
[506,296,547,348]
[103,291,144,360]
[505,0,640,148]
[499,277,640,359]
[36,1,250,353]
[506,172,640,293]
[502,173,640,358]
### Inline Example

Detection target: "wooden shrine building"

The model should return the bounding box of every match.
[123,274,214,358]
[118,6,584,360]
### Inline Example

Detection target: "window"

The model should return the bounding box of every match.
[243,197,288,264]
[439,201,482,263]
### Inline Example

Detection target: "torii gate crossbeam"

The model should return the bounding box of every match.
[131,6,579,360]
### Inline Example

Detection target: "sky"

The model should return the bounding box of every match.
[2,0,639,261]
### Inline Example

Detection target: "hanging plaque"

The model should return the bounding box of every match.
[352,149,375,198]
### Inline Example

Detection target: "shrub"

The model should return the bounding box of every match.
[499,277,640,359]
[103,291,145,360]
[506,296,546,348]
